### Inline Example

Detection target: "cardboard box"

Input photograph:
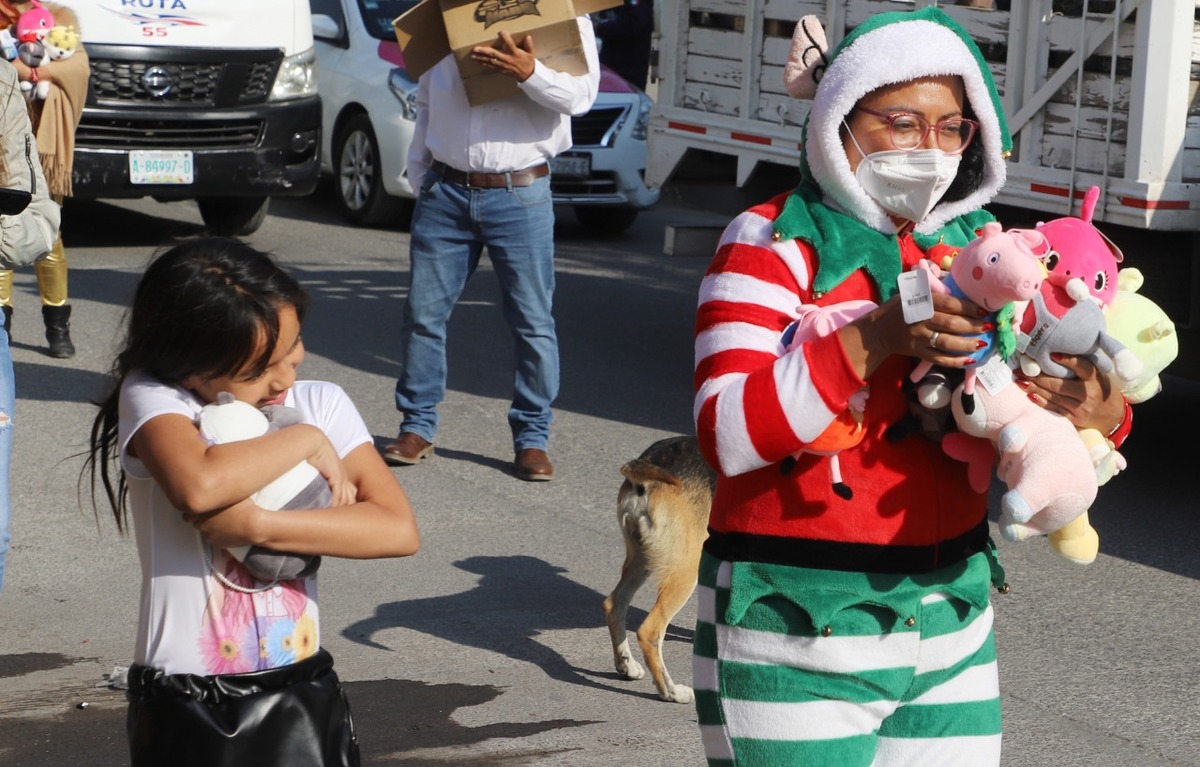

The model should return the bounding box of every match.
[394,0,619,106]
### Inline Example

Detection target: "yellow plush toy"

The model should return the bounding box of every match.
[1048,267,1178,564]
[41,23,77,62]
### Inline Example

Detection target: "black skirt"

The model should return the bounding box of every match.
[126,648,359,767]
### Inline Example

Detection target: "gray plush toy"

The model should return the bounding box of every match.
[197,393,329,582]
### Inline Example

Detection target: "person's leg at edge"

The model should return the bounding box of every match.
[479,176,558,454]
[0,325,14,591]
[0,269,11,342]
[393,178,482,444]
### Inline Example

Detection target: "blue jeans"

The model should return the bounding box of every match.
[395,173,558,452]
[0,328,13,592]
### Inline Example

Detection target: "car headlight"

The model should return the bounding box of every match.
[632,92,653,141]
[270,47,318,101]
[389,68,419,121]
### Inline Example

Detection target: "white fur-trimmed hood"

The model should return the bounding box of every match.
[803,14,1008,235]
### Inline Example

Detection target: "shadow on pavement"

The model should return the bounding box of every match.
[342,554,694,698]
[0,675,597,767]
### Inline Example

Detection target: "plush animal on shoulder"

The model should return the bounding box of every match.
[41,23,77,62]
[783,15,828,99]
[1047,266,1178,565]
[14,0,55,100]
[778,300,877,498]
[907,221,1046,415]
[197,393,330,583]
[944,356,1098,544]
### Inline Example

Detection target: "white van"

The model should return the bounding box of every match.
[53,0,321,235]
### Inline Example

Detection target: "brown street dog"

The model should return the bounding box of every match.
[603,435,715,703]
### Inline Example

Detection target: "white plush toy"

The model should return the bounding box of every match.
[197,393,330,582]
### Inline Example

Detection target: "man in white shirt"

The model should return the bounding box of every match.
[384,20,600,481]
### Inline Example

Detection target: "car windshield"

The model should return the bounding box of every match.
[356,0,420,40]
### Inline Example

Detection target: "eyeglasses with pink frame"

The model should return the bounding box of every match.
[854,106,979,155]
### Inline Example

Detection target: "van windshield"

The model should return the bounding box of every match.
[357,0,421,40]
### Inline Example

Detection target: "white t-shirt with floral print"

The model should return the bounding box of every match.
[119,372,371,676]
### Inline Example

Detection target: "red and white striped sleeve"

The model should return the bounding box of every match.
[693,206,868,476]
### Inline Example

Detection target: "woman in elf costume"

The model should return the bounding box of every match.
[691,8,1125,766]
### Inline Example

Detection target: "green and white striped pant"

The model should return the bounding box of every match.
[693,550,1002,766]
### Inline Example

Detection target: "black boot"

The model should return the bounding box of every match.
[42,304,75,358]
[2,305,10,342]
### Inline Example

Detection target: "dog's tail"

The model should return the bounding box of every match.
[621,459,684,489]
[617,459,682,544]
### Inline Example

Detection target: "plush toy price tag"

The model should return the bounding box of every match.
[976,354,1013,395]
[897,269,934,324]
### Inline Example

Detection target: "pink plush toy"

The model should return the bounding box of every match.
[1012,190,1157,565]
[15,0,54,101]
[944,358,1098,543]
[1016,186,1142,384]
[908,221,1046,415]
[778,300,877,498]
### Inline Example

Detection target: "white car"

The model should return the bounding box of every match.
[310,0,419,226]
[310,0,659,233]
[550,67,660,235]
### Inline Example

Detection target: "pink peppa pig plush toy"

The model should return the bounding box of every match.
[907,220,1046,415]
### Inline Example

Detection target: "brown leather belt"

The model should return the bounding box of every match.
[434,161,550,189]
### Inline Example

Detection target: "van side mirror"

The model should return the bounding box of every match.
[311,14,345,46]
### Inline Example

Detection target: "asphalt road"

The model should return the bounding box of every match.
[0,184,1197,767]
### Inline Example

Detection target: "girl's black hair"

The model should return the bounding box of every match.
[83,236,308,531]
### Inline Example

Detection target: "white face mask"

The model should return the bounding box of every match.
[846,124,962,223]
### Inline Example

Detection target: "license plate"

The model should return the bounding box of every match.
[550,154,590,179]
[129,150,194,185]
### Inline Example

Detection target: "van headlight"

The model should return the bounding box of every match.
[632,91,653,140]
[270,47,319,101]
[389,68,419,121]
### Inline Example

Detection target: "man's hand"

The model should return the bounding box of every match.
[471,30,536,82]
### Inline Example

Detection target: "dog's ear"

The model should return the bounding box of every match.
[620,459,683,488]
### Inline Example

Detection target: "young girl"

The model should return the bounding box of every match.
[85,237,420,767]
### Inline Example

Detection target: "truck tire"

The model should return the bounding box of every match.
[197,197,270,237]
[573,206,639,236]
[334,113,405,227]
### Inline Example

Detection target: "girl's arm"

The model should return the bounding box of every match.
[185,442,420,560]
[130,412,350,514]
